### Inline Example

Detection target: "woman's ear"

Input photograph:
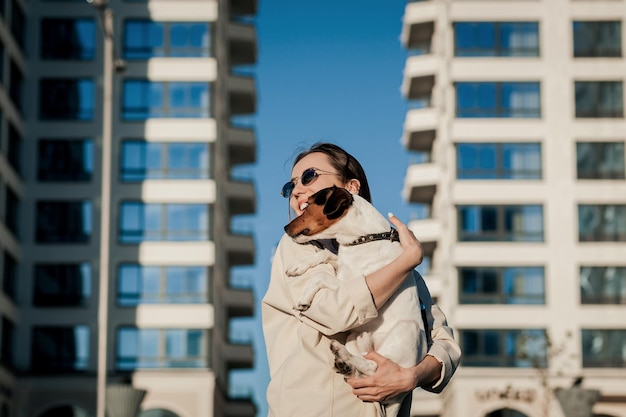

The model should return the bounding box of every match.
[346,179,361,195]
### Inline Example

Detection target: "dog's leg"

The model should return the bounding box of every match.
[285,250,336,277]
[294,273,339,311]
[330,340,377,376]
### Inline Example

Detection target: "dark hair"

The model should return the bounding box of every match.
[293,142,372,203]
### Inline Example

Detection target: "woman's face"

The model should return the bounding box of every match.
[289,152,347,216]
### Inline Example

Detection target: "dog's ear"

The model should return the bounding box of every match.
[323,187,353,220]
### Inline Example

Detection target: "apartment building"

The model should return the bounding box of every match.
[401,1,626,417]
[0,0,257,416]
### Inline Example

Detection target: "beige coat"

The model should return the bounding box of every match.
[262,234,461,417]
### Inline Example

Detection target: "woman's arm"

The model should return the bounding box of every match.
[364,214,423,309]
[346,352,443,402]
[346,274,461,399]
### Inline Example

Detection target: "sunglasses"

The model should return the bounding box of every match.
[281,167,341,198]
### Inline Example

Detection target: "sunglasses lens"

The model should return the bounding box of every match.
[300,168,318,186]
[281,181,295,198]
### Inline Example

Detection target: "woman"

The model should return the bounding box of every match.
[262,143,460,417]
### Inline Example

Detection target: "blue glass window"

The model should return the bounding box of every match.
[457,143,542,179]
[120,141,210,181]
[38,139,94,182]
[459,205,544,242]
[116,327,207,370]
[119,202,209,243]
[582,329,626,367]
[31,326,89,371]
[122,80,210,120]
[39,78,95,120]
[117,264,209,305]
[578,204,626,242]
[0,318,15,368]
[580,267,626,305]
[461,329,547,367]
[41,18,96,60]
[455,22,539,57]
[2,251,17,301]
[36,200,92,243]
[456,82,540,118]
[574,21,622,58]
[123,20,211,59]
[459,267,545,304]
[575,81,623,118]
[576,142,625,179]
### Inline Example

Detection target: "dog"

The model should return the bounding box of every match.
[284,186,428,417]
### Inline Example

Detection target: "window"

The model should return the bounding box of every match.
[122,80,210,120]
[582,329,626,367]
[460,328,547,367]
[4,186,18,237]
[0,317,15,368]
[0,40,5,84]
[39,78,95,120]
[459,267,545,304]
[458,205,544,242]
[31,326,89,371]
[118,264,209,305]
[7,123,21,174]
[580,267,626,304]
[36,200,92,243]
[38,139,94,181]
[41,18,96,60]
[578,204,626,242]
[121,141,210,181]
[454,22,539,57]
[573,21,621,58]
[116,327,207,370]
[33,263,91,306]
[456,82,541,118]
[2,251,16,301]
[576,142,625,179]
[10,0,25,50]
[9,60,22,113]
[457,143,542,179]
[123,20,211,59]
[119,202,209,243]
[575,81,623,118]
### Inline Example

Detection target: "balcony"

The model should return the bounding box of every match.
[401,2,435,48]
[403,107,438,152]
[230,0,257,17]
[403,162,440,204]
[224,341,254,370]
[408,217,440,257]
[228,74,256,115]
[224,286,254,318]
[402,54,438,100]
[224,397,257,417]
[226,233,255,266]
[227,126,256,166]
[227,179,255,215]
[229,21,257,66]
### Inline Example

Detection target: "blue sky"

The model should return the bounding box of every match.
[230,1,413,415]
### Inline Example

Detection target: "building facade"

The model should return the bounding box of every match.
[401,1,626,416]
[0,0,257,416]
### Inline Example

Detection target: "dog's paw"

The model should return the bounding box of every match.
[285,265,309,277]
[293,300,311,311]
[330,340,355,376]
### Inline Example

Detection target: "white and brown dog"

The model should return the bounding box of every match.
[284,186,427,417]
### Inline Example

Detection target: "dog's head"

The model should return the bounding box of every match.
[284,186,354,241]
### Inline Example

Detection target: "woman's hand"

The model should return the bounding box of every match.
[388,213,423,270]
[345,351,417,402]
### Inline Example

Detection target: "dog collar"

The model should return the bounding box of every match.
[344,229,400,246]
